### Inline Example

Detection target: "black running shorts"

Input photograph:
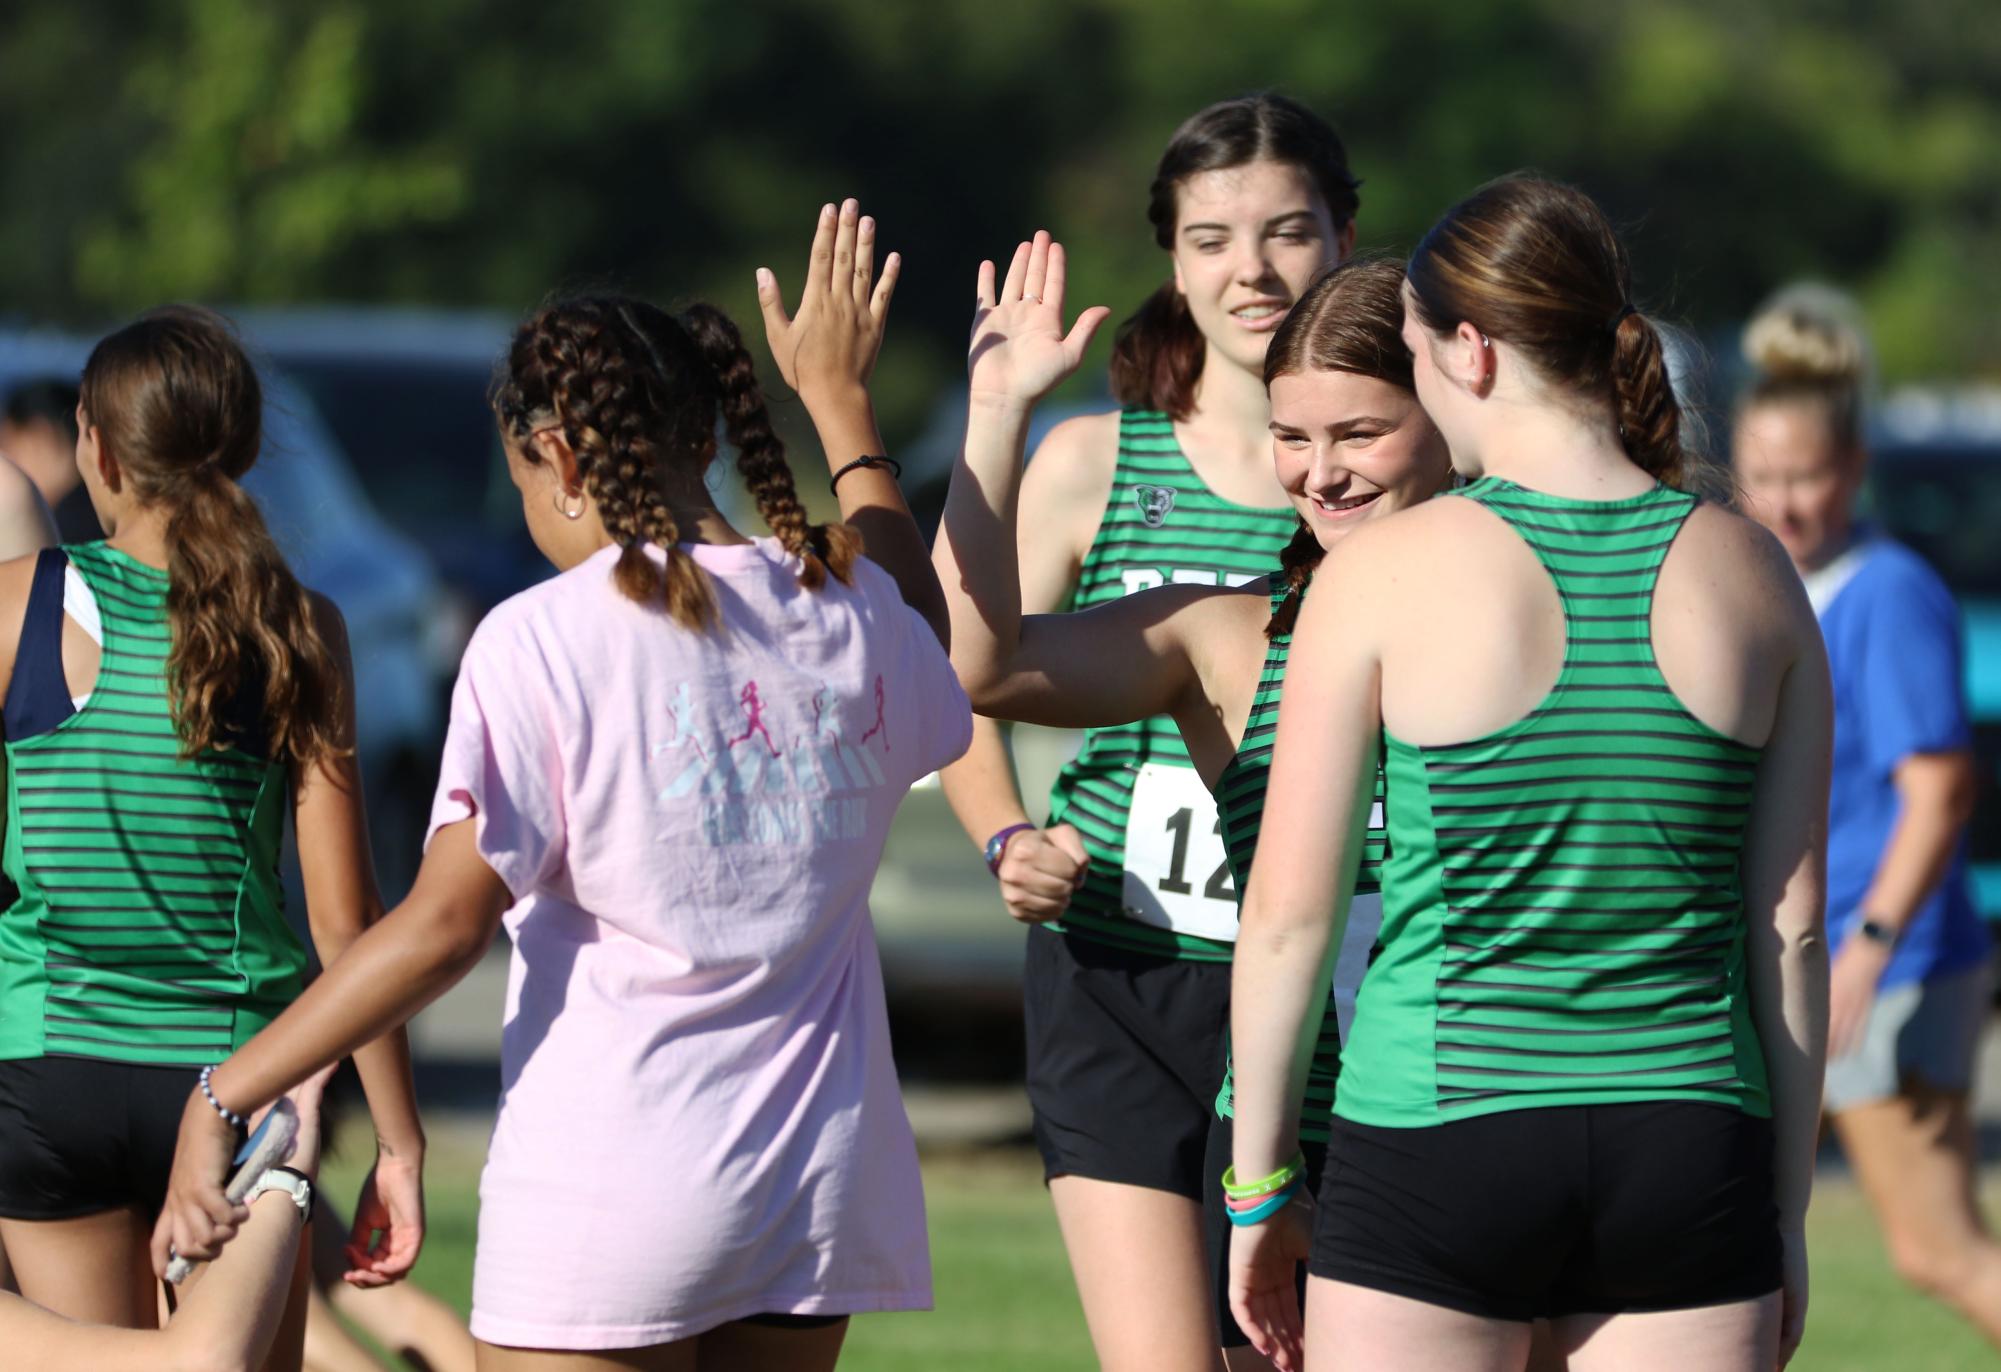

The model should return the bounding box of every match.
[0,1056,219,1220]
[1309,1101,1783,1321]
[1023,925,1232,1200]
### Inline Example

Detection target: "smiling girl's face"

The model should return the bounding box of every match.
[1170,159,1347,379]
[1268,368,1450,550]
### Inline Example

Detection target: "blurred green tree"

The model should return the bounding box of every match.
[0,0,1994,428]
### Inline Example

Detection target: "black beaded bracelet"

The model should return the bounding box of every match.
[830,454,901,495]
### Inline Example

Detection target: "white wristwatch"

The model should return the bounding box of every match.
[243,1166,315,1221]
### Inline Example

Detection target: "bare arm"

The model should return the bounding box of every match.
[5,1193,303,1372]
[293,597,427,1285]
[1222,550,1381,1368]
[934,413,1106,853]
[937,388,1237,728]
[20,1070,342,1372]
[756,198,947,645]
[1227,551,1381,1182]
[154,821,511,1273]
[1857,750,1979,931]
[0,458,56,562]
[1741,614,1833,1367]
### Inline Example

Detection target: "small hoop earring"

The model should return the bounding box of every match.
[553,486,587,521]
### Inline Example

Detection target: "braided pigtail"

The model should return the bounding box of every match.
[1264,519,1323,639]
[496,298,717,629]
[1608,311,1686,491]
[679,303,859,590]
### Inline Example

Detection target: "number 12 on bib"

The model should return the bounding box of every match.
[1121,763,1240,943]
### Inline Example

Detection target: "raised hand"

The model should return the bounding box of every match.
[967,230,1111,409]
[757,197,900,404]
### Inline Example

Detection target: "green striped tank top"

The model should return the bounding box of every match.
[0,543,304,1067]
[1046,410,1299,961]
[1212,577,1387,1141]
[1334,479,1770,1127]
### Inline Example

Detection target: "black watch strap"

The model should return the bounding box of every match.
[1857,917,1898,947]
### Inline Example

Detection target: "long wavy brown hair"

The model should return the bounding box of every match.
[79,306,346,767]
[1259,257,1415,638]
[490,295,858,630]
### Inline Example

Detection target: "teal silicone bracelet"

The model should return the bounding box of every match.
[1225,1178,1301,1227]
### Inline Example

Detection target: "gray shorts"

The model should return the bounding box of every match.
[1823,959,1993,1112]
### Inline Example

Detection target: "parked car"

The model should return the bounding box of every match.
[0,328,451,899]
[1869,387,2001,920]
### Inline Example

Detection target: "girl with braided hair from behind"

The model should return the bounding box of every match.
[156,201,968,1371]
[935,247,1454,1367]
[1228,175,1831,1372]
[0,306,426,1364]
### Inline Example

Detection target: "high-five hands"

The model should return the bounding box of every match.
[968,231,1112,408]
[757,197,900,403]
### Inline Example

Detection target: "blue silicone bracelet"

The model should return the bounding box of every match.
[1225,1177,1301,1227]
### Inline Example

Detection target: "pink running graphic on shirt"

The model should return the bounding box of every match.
[858,675,889,753]
[653,675,890,827]
[727,681,780,757]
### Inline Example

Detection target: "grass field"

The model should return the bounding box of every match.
[323,1121,2000,1371]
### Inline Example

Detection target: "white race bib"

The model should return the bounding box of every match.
[1122,763,1240,942]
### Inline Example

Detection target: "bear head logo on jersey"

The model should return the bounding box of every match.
[1132,484,1176,529]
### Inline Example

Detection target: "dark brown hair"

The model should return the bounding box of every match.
[1258,257,1414,638]
[79,306,345,766]
[1407,175,1698,491]
[1736,282,1868,456]
[1110,93,1361,421]
[491,296,857,630]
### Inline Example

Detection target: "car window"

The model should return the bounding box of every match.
[1867,445,2001,596]
[276,359,508,542]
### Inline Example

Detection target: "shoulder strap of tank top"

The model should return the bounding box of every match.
[4,547,76,741]
[1454,477,1698,683]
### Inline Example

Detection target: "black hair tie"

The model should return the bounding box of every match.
[1609,302,1638,332]
[830,454,901,495]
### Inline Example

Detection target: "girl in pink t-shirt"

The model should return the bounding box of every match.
[154,202,970,1370]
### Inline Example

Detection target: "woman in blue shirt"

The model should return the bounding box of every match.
[1735,284,2000,1348]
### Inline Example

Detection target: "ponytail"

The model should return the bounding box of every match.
[80,307,345,767]
[1108,283,1206,420]
[679,303,858,589]
[163,474,346,764]
[1609,312,1684,488]
[1407,175,1726,496]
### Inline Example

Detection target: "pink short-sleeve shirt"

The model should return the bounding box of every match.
[428,539,970,1349]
